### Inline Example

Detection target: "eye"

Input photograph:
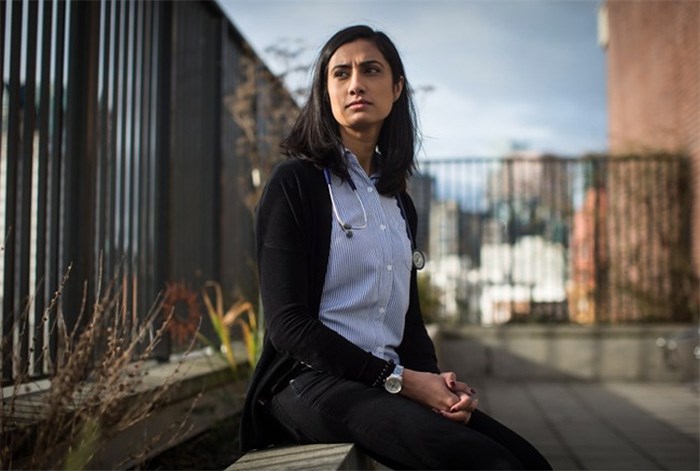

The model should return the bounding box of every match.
[332,69,349,78]
[365,65,381,75]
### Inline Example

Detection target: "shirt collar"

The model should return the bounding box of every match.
[343,147,381,183]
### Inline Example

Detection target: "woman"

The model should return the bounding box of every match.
[240,25,552,470]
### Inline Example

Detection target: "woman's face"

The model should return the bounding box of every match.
[326,39,403,138]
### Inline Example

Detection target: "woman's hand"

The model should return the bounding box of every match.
[438,391,478,424]
[439,371,479,424]
[400,369,461,412]
[400,369,480,424]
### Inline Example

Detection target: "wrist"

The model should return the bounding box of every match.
[384,364,404,394]
[399,368,418,396]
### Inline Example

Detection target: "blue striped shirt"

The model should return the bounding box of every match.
[318,149,412,365]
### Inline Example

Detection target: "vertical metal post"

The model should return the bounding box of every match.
[2,0,23,384]
[33,0,55,375]
[14,0,39,378]
[46,0,68,373]
[152,0,171,361]
[61,0,100,335]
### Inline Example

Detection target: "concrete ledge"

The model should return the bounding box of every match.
[439,323,699,382]
[91,357,247,468]
[228,443,378,470]
[4,350,247,468]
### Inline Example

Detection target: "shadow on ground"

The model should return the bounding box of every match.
[440,337,699,470]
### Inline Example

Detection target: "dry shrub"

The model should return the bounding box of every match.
[0,263,198,470]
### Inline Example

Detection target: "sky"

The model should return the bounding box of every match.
[216,0,608,160]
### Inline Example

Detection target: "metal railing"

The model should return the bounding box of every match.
[0,0,296,385]
[415,154,696,325]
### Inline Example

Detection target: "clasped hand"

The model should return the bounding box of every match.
[401,369,478,424]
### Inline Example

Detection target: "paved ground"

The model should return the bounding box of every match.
[477,380,699,471]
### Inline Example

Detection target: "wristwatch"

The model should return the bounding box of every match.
[384,364,404,394]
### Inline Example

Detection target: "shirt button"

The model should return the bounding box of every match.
[379,307,386,314]
[380,224,386,231]
[387,264,393,271]
[367,187,374,193]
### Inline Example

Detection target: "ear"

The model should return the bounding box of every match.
[393,76,404,102]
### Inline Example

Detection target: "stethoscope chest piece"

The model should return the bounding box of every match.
[412,250,426,270]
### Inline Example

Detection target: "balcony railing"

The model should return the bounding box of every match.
[416,154,696,325]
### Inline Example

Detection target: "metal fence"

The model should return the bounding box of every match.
[0,0,296,385]
[415,154,696,325]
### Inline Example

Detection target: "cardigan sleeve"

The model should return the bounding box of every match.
[395,192,441,374]
[256,160,391,386]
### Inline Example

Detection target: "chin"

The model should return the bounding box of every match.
[344,118,384,131]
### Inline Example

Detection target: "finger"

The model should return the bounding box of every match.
[459,382,478,396]
[450,393,478,413]
[446,377,478,399]
[450,392,471,412]
[432,382,461,411]
[441,391,461,411]
[442,372,457,389]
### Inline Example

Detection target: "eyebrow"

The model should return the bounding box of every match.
[330,59,385,71]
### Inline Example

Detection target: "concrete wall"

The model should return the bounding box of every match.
[437,324,698,382]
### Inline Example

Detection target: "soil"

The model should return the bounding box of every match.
[138,414,243,470]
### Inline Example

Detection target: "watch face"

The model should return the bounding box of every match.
[385,376,402,394]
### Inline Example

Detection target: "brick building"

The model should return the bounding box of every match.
[602,0,699,320]
[604,0,699,275]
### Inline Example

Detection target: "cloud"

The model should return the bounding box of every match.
[218,0,607,157]
[418,84,559,158]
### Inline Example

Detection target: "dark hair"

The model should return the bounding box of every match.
[281,25,419,195]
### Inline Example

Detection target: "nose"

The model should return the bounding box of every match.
[348,69,365,95]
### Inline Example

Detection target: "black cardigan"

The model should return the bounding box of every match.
[240,158,440,451]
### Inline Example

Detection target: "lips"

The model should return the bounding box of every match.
[347,99,371,109]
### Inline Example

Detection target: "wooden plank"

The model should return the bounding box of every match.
[228,443,377,471]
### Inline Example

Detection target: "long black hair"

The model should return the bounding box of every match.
[281,25,419,195]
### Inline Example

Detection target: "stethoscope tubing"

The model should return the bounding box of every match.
[323,167,425,270]
[324,167,367,236]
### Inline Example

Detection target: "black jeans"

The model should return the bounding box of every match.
[268,369,552,470]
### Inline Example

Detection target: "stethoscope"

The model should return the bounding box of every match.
[323,168,426,270]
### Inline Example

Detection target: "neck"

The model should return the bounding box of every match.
[341,129,379,176]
